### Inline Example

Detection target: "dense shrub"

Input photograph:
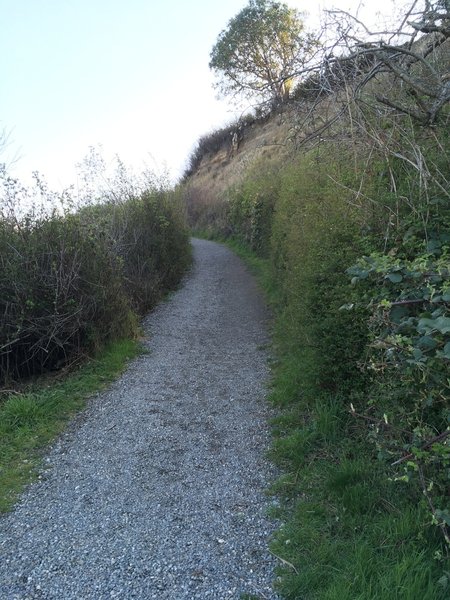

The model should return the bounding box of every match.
[270,150,373,396]
[221,146,372,396]
[0,190,190,383]
[226,163,280,256]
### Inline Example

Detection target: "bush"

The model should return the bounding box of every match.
[0,189,190,384]
[266,147,372,397]
[226,163,280,256]
[0,213,130,380]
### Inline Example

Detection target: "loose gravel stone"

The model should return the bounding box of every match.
[0,238,279,599]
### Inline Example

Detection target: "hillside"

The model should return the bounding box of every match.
[182,30,450,600]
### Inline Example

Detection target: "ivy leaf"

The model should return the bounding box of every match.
[443,342,450,359]
[426,239,442,253]
[363,255,376,265]
[434,316,450,334]
[437,574,449,589]
[417,316,450,335]
[390,305,409,323]
[417,336,437,351]
[417,318,435,334]
[412,348,423,360]
[347,265,370,281]
[386,272,403,283]
[435,509,450,527]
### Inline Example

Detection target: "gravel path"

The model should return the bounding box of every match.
[0,238,279,600]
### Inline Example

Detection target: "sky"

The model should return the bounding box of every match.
[0,0,404,190]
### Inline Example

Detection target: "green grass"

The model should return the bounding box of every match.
[268,335,449,599]
[0,338,142,512]
[268,383,449,599]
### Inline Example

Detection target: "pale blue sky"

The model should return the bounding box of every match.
[1,0,398,188]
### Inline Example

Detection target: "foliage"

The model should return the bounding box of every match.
[266,150,371,396]
[0,213,130,381]
[347,228,450,546]
[0,153,190,512]
[0,175,191,384]
[226,163,280,256]
[220,236,448,599]
[209,0,317,104]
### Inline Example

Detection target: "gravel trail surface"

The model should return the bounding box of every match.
[0,238,279,600]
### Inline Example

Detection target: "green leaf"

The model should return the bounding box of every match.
[417,336,437,351]
[417,318,435,334]
[390,305,409,323]
[435,508,450,527]
[412,348,423,360]
[417,316,450,335]
[386,272,403,283]
[434,316,450,334]
[444,342,450,359]
[426,239,441,253]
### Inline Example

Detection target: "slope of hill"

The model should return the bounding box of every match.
[182,34,450,599]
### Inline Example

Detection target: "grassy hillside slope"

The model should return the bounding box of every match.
[183,39,450,599]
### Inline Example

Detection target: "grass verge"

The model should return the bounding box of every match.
[217,236,449,600]
[0,338,142,513]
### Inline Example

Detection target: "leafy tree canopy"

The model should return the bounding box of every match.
[209,0,317,104]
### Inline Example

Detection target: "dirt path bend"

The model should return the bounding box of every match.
[0,239,279,600]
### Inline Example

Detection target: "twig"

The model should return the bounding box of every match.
[389,299,428,306]
[350,405,411,436]
[269,550,299,574]
[418,462,450,547]
[391,430,450,466]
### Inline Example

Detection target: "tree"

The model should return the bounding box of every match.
[325,0,450,125]
[209,0,317,105]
